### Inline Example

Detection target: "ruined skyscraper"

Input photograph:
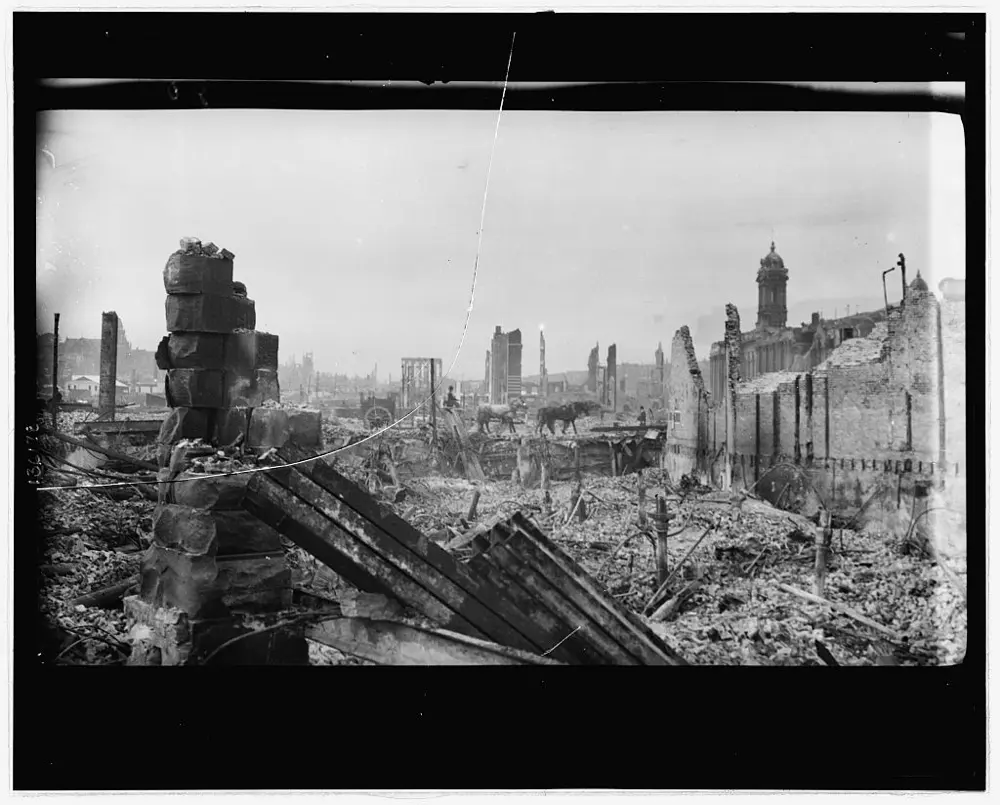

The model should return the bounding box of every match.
[488,325,522,403]
[606,343,617,410]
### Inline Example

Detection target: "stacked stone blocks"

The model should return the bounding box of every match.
[127,238,309,665]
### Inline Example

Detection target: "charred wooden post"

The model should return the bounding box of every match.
[430,358,438,449]
[467,488,481,521]
[637,479,647,527]
[541,462,552,517]
[568,482,588,522]
[652,496,673,586]
[814,509,833,597]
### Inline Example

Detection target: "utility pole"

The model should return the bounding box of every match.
[429,358,437,448]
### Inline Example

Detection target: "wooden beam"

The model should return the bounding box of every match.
[501,525,671,666]
[467,552,597,665]
[267,464,542,654]
[508,512,687,666]
[485,535,635,664]
[275,444,552,653]
[243,472,484,636]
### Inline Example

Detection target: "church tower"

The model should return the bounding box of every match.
[756,241,788,329]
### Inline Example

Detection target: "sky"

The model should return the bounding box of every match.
[35,108,965,380]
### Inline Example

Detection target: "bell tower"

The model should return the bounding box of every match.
[756,241,788,329]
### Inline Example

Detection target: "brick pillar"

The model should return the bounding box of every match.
[99,311,119,418]
[127,237,314,666]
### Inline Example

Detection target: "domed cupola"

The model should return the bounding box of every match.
[756,241,789,329]
[909,270,929,293]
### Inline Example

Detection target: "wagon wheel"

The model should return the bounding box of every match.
[365,406,393,430]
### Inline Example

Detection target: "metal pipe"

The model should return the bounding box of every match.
[882,266,896,315]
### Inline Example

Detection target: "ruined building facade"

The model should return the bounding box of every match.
[668,270,966,545]
[707,243,885,399]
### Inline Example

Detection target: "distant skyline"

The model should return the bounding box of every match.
[36,108,965,379]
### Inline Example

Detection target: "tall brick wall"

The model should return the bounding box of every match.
[776,379,797,461]
[664,327,708,479]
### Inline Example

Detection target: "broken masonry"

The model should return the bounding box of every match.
[125,237,323,665]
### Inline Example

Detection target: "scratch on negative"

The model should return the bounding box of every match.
[446,31,516,381]
[541,625,582,657]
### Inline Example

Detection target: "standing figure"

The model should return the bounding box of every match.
[638,406,647,427]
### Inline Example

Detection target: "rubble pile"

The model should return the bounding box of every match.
[347,465,965,666]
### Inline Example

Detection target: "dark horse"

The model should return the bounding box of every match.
[536,401,600,435]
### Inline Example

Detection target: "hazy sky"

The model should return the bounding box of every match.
[36,108,965,379]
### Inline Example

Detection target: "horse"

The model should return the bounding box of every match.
[476,399,526,434]
[537,400,601,435]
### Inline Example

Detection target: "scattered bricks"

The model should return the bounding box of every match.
[155,335,172,370]
[157,406,212,445]
[214,553,293,612]
[152,504,220,556]
[163,251,235,295]
[232,281,247,298]
[167,333,227,370]
[224,331,280,373]
[248,407,323,450]
[166,368,226,408]
[166,293,245,333]
[139,544,224,619]
[124,595,193,666]
[220,248,235,261]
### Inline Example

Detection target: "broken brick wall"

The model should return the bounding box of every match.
[663,327,709,479]
[723,293,963,553]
